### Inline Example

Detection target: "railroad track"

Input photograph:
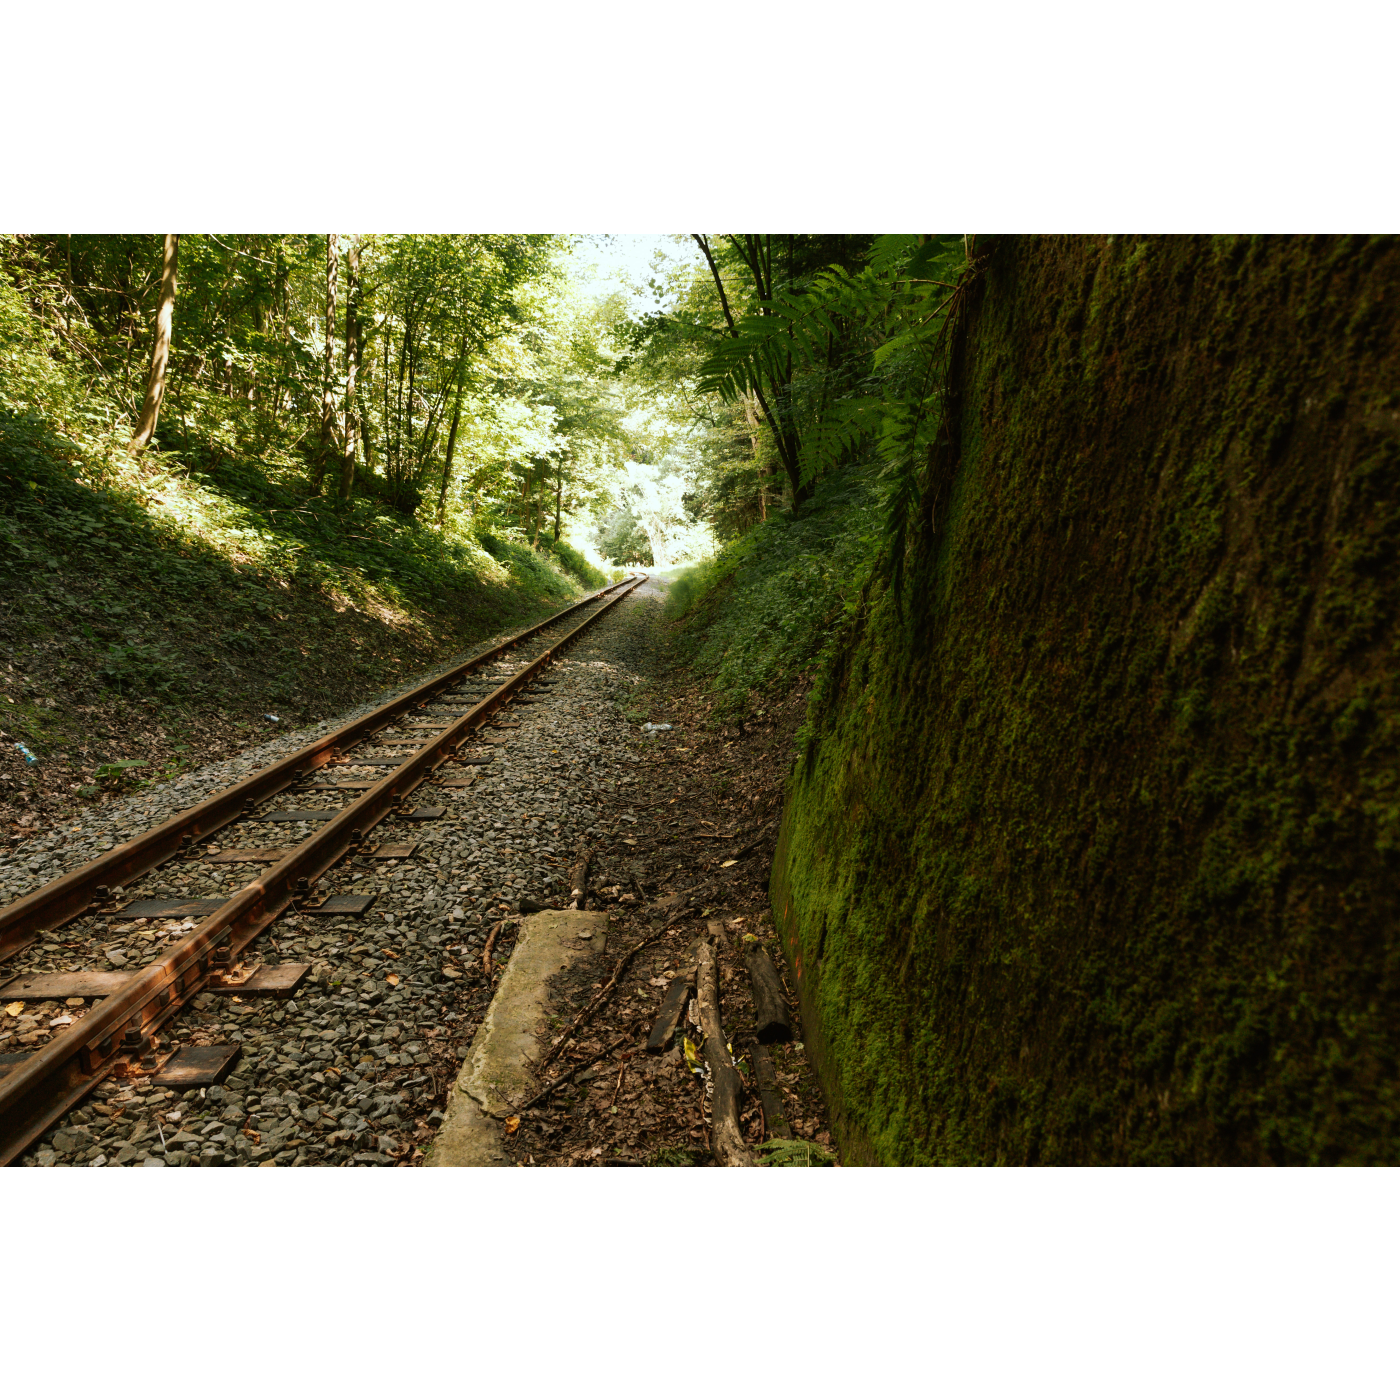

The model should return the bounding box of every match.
[0,571,646,1165]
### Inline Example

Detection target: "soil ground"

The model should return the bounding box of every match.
[492,603,834,1166]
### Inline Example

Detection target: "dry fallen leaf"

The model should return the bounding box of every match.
[720,858,738,868]
[505,1115,521,1135]
[386,973,399,986]
[4,1002,23,1018]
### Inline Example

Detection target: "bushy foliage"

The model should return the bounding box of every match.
[0,267,587,681]
[545,536,608,589]
[662,476,881,716]
[636,234,986,716]
[593,504,653,565]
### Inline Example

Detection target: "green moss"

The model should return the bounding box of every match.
[774,235,1400,1164]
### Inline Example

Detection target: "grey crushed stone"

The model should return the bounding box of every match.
[12,583,673,1167]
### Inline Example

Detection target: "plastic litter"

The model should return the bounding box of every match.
[640,723,672,733]
[14,743,37,765]
[262,714,281,723]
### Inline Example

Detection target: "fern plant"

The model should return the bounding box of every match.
[694,234,983,600]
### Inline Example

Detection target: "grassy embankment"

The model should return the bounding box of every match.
[0,277,605,831]
[661,476,883,721]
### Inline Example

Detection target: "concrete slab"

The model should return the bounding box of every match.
[426,909,609,1167]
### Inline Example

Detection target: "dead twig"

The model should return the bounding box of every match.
[536,934,663,1074]
[518,1030,633,1113]
[568,845,593,909]
[608,1054,630,1109]
[482,920,501,977]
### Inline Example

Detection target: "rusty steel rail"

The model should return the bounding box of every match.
[0,572,646,1164]
[0,574,636,965]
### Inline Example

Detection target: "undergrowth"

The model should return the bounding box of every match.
[662,476,882,718]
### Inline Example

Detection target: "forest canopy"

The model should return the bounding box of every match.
[0,232,973,597]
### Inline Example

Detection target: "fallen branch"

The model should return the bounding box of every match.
[517,1030,633,1113]
[697,936,751,1167]
[743,940,794,1044]
[746,1035,792,1140]
[535,933,662,1074]
[482,920,501,977]
[608,1053,630,1109]
[646,935,703,1054]
[645,967,697,1054]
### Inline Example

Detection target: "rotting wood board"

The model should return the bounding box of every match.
[368,842,418,860]
[303,894,376,916]
[152,1043,242,1088]
[207,963,311,998]
[116,899,227,919]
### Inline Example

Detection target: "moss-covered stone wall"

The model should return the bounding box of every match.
[772,235,1400,1164]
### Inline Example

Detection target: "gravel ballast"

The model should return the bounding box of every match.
[5,582,671,1167]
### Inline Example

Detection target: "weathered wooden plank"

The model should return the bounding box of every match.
[208,963,311,998]
[0,970,132,1000]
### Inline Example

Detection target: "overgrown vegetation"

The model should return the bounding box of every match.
[629,233,973,717]
[662,476,881,715]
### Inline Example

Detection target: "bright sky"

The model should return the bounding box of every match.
[563,234,703,317]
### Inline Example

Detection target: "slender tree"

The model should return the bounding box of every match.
[130,234,180,450]
[313,233,339,493]
[340,238,362,499]
[436,329,470,524]
[691,233,807,503]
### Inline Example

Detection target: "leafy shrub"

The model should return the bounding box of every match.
[754,1138,835,1166]
[93,759,146,786]
[546,537,607,590]
[663,476,882,717]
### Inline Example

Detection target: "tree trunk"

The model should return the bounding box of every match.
[437,352,468,525]
[747,1037,792,1139]
[339,239,362,499]
[743,393,772,521]
[693,233,804,503]
[639,511,671,569]
[130,234,179,450]
[120,245,138,401]
[269,246,290,430]
[531,474,545,547]
[553,463,563,542]
[313,234,339,493]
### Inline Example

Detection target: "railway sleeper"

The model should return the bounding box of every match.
[0,574,645,1164]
